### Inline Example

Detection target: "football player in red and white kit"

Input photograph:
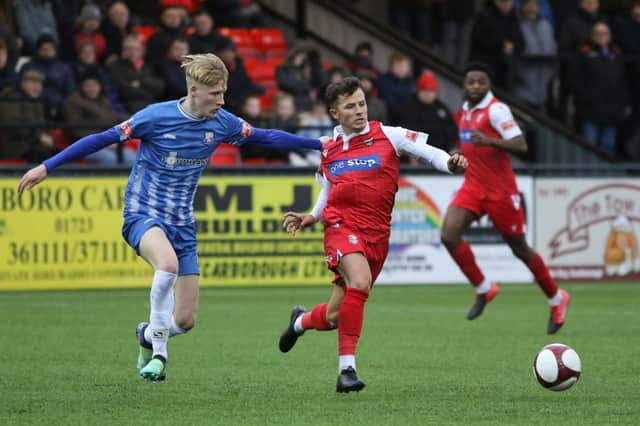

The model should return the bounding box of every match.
[278,76,468,393]
[441,63,570,334]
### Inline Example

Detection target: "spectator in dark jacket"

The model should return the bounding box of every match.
[146,5,186,71]
[63,70,134,165]
[275,43,325,111]
[72,40,125,115]
[102,1,134,64]
[0,38,17,92]
[569,21,629,155]
[395,70,457,153]
[377,51,416,121]
[159,36,189,100]
[14,0,58,55]
[514,0,557,109]
[346,41,379,77]
[441,0,476,69]
[0,69,57,162]
[558,0,602,54]
[108,34,165,113]
[217,43,264,114]
[188,9,233,55]
[469,0,524,90]
[21,33,75,121]
[356,69,387,122]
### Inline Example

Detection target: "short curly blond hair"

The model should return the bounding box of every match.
[181,53,229,86]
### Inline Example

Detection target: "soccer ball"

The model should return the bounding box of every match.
[533,343,581,391]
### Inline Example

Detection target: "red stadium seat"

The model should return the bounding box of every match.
[209,144,241,166]
[218,28,259,56]
[50,128,69,150]
[244,57,278,85]
[133,26,157,44]
[0,159,28,166]
[250,28,288,58]
[258,86,278,110]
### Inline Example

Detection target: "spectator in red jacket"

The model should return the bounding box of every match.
[74,4,107,62]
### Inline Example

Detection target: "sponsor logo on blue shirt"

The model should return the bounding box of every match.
[328,154,381,177]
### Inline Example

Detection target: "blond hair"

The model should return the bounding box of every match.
[181,53,229,86]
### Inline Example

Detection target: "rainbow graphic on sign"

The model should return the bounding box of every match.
[389,177,443,253]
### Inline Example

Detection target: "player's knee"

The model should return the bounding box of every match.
[349,278,371,291]
[440,231,459,250]
[155,256,179,274]
[175,313,196,332]
[326,311,338,328]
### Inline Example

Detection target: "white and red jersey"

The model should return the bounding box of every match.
[312,120,450,243]
[455,91,523,199]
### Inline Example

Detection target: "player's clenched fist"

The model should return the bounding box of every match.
[283,211,317,235]
[447,152,468,173]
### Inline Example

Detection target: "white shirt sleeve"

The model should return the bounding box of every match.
[488,102,523,140]
[309,172,331,221]
[380,125,451,173]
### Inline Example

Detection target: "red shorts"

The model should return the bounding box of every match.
[450,185,526,236]
[324,223,389,286]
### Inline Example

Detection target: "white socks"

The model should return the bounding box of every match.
[339,355,356,372]
[548,290,563,306]
[476,279,492,294]
[293,315,305,334]
[148,270,177,360]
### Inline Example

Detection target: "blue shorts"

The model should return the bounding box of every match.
[122,215,199,276]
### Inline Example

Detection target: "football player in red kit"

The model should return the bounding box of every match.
[278,76,468,393]
[441,63,570,334]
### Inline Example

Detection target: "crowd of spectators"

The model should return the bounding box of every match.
[0,0,638,166]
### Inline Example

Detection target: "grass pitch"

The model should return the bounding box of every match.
[1,283,638,425]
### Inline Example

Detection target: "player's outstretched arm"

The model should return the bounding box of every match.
[245,128,327,151]
[470,132,527,155]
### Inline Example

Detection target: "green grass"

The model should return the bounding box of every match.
[0,283,638,425]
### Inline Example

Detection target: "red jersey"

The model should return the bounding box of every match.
[455,92,522,199]
[317,120,450,243]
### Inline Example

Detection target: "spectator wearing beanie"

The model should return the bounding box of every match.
[394,70,457,153]
[75,4,107,62]
[20,33,75,121]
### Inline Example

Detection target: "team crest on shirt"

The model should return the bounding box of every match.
[363,137,374,146]
[348,234,359,245]
[119,120,132,138]
[203,131,215,144]
[241,120,252,137]
[322,149,328,158]
[476,113,484,123]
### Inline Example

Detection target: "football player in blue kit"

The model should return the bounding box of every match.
[18,53,326,381]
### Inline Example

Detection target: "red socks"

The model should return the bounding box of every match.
[450,240,485,286]
[301,303,334,331]
[527,253,558,298]
[338,288,369,356]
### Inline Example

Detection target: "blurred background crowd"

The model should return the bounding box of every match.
[0,0,638,166]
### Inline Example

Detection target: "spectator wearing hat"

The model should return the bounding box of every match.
[62,70,133,165]
[394,70,457,153]
[75,3,107,62]
[108,34,165,114]
[188,9,233,55]
[346,42,379,76]
[102,1,134,63]
[14,0,58,55]
[356,69,387,122]
[21,33,75,121]
[276,43,325,111]
[0,69,57,162]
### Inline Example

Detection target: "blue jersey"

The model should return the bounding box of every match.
[114,100,252,226]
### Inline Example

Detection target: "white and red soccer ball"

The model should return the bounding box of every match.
[533,343,581,391]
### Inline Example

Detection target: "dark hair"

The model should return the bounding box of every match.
[463,62,493,80]
[325,76,362,108]
[355,41,372,53]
